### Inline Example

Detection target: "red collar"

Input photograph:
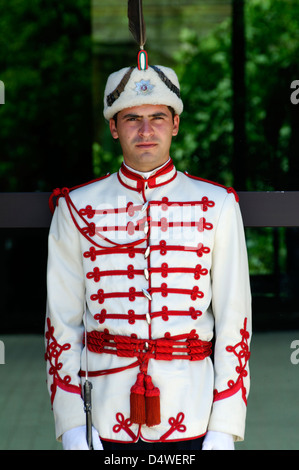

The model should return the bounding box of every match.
[118,159,177,192]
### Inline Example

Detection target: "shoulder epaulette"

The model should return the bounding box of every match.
[184,172,239,203]
[48,173,111,214]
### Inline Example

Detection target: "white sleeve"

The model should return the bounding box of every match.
[45,197,86,440]
[208,192,252,441]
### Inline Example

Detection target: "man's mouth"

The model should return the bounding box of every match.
[136,142,157,149]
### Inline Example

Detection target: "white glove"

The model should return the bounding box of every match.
[202,431,235,450]
[62,425,103,450]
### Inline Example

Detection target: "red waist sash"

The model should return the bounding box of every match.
[83,329,212,364]
[80,330,212,427]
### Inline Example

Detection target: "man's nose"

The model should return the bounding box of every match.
[138,119,154,137]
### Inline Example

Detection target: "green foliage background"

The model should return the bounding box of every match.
[0,0,93,191]
[170,0,299,192]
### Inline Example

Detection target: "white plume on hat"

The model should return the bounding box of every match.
[103,65,184,120]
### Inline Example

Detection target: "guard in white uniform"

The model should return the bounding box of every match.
[45,5,251,451]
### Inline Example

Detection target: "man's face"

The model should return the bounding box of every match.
[109,104,180,172]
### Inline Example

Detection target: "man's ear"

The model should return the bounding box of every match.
[172,114,180,137]
[109,118,119,139]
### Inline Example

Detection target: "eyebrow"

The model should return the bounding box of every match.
[121,112,169,120]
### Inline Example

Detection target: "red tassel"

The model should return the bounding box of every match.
[130,373,146,424]
[145,375,161,427]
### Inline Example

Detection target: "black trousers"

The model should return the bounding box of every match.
[103,436,204,451]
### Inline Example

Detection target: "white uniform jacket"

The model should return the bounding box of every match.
[45,159,251,444]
